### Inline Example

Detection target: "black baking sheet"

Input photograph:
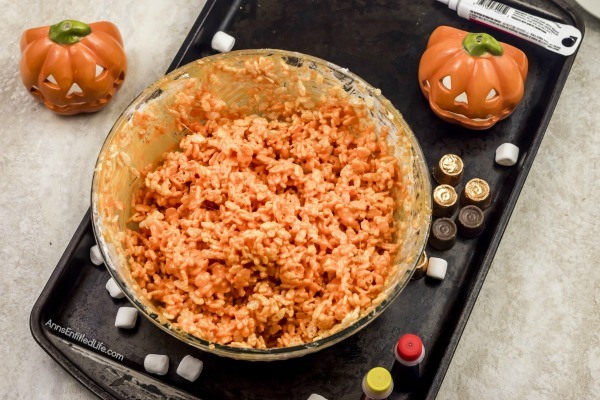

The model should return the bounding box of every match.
[31,1,584,399]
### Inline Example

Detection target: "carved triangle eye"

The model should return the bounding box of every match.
[486,88,499,100]
[44,74,60,89]
[441,75,452,90]
[95,64,106,78]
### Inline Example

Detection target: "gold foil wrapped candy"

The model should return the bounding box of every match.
[412,252,429,280]
[461,178,491,209]
[432,184,458,218]
[432,154,463,187]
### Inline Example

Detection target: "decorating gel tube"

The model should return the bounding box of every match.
[437,0,582,56]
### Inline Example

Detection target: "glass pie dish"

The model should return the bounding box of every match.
[91,49,431,361]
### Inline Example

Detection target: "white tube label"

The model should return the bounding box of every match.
[458,0,581,56]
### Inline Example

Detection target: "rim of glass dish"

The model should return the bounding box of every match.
[91,49,432,360]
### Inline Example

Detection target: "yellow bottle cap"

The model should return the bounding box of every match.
[363,367,393,399]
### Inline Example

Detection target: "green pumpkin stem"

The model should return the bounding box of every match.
[49,20,91,45]
[463,32,504,56]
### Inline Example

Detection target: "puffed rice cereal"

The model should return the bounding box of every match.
[123,56,410,348]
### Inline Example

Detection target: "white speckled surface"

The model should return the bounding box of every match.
[0,1,598,399]
[0,1,205,399]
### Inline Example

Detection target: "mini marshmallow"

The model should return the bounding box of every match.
[211,31,235,53]
[105,278,125,299]
[176,355,203,382]
[307,395,329,400]
[89,245,104,265]
[144,354,169,375]
[115,307,138,329]
[495,143,519,166]
[427,257,448,280]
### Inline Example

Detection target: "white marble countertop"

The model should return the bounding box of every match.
[0,1,598,399]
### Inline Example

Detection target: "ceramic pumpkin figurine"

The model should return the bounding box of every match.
[20,20,127,115]
[418,26,528,130]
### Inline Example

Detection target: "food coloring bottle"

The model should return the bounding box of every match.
[392,333,425,392]
[360,367,393,400]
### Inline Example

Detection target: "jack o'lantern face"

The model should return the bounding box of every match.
[20,20,127,115]
[418,26,528,130]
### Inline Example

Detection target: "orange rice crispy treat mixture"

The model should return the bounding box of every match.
[124,58,405,348]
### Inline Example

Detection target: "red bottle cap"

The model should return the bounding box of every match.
[396,334,423,362]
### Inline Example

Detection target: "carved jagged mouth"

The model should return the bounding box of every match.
[421,81,503,127]
[427,99,502,128]
[441,110,496,123]
[30,89,116,114]
[28,71,125,114]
